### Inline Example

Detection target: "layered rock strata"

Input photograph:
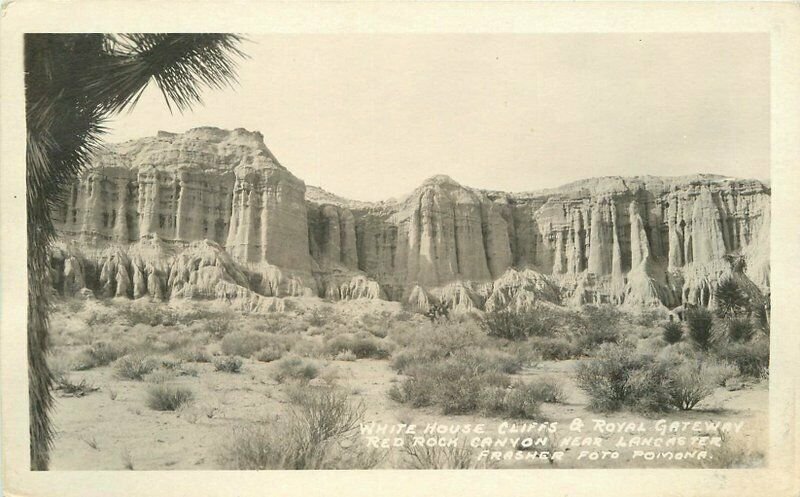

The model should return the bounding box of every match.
[50,128,770,313]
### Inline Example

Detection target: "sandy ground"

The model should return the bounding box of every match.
[48,355,767,470]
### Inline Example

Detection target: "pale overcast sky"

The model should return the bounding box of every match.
[105,34,770,201]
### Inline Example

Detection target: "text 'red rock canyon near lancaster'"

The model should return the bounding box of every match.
[48,127,771,314]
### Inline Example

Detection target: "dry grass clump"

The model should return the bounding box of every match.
[145,383,194,411]
[213,355,243,373]
[73,341,128,370]
[271,355,321,383]
[114,353,158,380]
[402,436,493,469]
[217,386,382,469]
[324,332,392,359]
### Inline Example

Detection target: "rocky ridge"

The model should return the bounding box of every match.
[49,127,771,313]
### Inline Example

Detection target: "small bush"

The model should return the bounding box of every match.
[480,308,555,341]
[532,337,577,360]
[520,377,567,403]
[726,318,755,343]
[255,346,284,363]
[667,357,737,410]
[716,339,769,378]
[73,341,127,370]
[114,354,158,381]
[662,321,684,344]
[217,387,379,469]
[271,356,320,383]
[389,352,511,415]
[146,384,194,411]
[324,333,390,359]
[179,345,211,363]
[221,331,271,358]
[334,350,357,362]
[686,308,714,351]
[213,356,243,373]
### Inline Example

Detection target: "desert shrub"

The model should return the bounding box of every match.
[179,345,211,363]
[402,436,490,469]
[520,377,567,403]
[206,316,233,338]
[221,330,272,358]
[334,350,357,362]
[714,278,750,318]
[324,333,390,359]
[217,387,380,469]
[500,384,545,419]
[572,306,623,353]
[213,356,243,373]
[114,354,158,380]
[160,330,193,352]
[635,308,668,327]
[715,339,770,378]
[662,321,684,344]
[667,357,737,410]
[686,307,715,350]
[424,301,451,322]
[54,376,99,397]
[118,304,179,327]
[389,352,511,415]
[575,343,667,412]
[73,341,127,370]
[480,307,556,341]
[577,343,738,413]
[271,355,320,383]
[531,337,577,360]
[255,345,284,363]
[726,318,755,343]
[146,384,194,411]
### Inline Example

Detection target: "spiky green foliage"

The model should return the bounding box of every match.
[25,33,245,469]
[686,307,715,351]
[714,278,750,319]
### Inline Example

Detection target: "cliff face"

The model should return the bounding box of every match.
[50,128,770,313]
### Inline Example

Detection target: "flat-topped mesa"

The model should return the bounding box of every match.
[49,127,770,312]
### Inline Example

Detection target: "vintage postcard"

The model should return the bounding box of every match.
[1,2,798,497]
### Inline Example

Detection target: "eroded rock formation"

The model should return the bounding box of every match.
[50,128,770,313]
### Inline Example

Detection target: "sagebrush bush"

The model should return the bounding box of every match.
[271,355,320,383]
[531,337,577,360]
[666,356,737,410]
[221,331,271,358]
[572,305,623,353]
[334,350,357,362]
[179,345,211,363]
[217,387,380,469]
[662,321,684,344]
[520,377,567,403]
[114,354,158,380]
[73,341,127,370]
[726,318,755,343]
[389,352,512,415]
[480,307,556,341]
[146,384,194,411]
[213,356,243,373]
[255,345,284,363]
[686,308,714,350]
[715,339,769,378]
[576,343,738,413]
[324,333,390,359]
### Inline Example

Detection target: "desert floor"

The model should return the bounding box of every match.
[46,298,768,470]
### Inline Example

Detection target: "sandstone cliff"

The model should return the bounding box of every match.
[50,128,770,313]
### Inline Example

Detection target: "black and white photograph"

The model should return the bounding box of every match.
[1,2,799,497]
